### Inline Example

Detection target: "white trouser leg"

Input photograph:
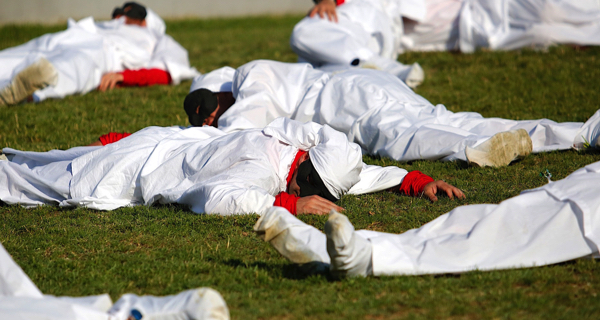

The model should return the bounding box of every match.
[357,103,587,162]
[108,288,229,320]
[254,207,330,264]
[33,51,104,102]
[366,183,598,276]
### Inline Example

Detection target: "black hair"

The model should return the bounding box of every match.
[183,89,219,127]
[296,159,337,202]
[122,2,147,20]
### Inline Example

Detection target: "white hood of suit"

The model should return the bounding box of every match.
[263,118,362,199]
[189,66,235,93]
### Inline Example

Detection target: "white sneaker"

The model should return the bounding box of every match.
[325,210,372,279]
[0,57,58,106]
[254,207,330,264]
[465,129,533,167]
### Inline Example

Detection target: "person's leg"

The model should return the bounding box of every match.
[32,50,104,102]
[355,101,593,164]
[108,288,229,320]
[254,207,330,265]
[325,210,373,279]
[0,57,58,106]
[326,162,600,277]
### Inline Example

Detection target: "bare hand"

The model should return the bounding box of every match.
[297,195,344,215]
[308,0,338,22]
[98,72,124,92]
[422,180,466,202]
[87,140,103,147]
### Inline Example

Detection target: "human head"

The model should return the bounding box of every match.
[264,118,363,201]
[183,89,236,127]
[184,89,218,127]
[112,2,147,26]
[287,153,337,202]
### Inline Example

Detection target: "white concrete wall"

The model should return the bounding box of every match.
[0,0,312,25]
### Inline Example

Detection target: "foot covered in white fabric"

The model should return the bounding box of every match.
[465,129,533,167]
[573,109,600,149]
[361,56,425,89]
[185,288,230,320]
[0,57,58,106]
[325,210,373,279]
[111,288,230,320]
[398,63,424,89]
[254,207,330,269]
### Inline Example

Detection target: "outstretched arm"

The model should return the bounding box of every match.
[392,170,466,202]
[309,0,338,22]
[98,69,172,92]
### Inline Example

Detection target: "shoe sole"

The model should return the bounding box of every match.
[0,58,58,105]
[465,129,533,167]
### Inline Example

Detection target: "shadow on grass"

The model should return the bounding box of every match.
[222,258,333,281]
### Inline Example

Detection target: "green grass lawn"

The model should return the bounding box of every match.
[1,15,600,319]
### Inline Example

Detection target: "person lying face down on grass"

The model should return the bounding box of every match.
[183,60,600,168]
[292,0,600,74]
[0,1,197,106]
[0,242,230,320]
[254,158,600,279]
[0,118,463,215]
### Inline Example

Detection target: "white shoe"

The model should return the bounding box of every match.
[325,210,372,279]
[254,207,330,264]
[0,57,58,106]
[402,63,424,89]
[465,129,533,167]
[574,110,600,149]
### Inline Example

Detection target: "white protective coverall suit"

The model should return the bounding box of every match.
[190,60,600,163]
[0,118,408,214]
[290,0,426,85]
[0,9,197,102]
[255,158,600,276]
[0,242,229,320]
[290,0,600,65]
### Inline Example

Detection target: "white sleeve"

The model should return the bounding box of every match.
[348,164,408,195]
[179,181,275,216]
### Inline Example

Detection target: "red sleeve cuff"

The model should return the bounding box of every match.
[336,0,345,5]
[120,69,172,87]
[98,132,132,146]
[274,192,299,215]
[398,171,435,197]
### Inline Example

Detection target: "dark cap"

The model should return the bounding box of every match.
[123,2,147,20]
[184,89,219,127]
[112,7,125,18]
[296,159,337,202]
